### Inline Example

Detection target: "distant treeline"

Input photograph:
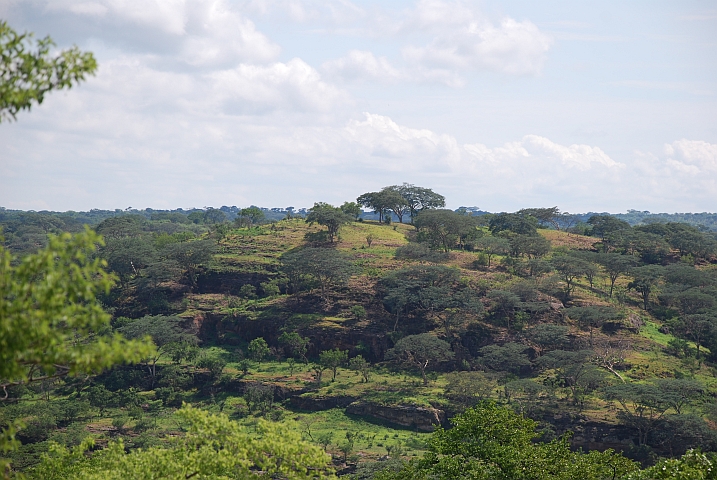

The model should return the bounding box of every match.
[2,205,716,255]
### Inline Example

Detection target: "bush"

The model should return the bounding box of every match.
[394,243,449,263]
[472,253,489,269]
[350,305,367,319]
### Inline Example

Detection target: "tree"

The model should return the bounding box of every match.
[278,332,309,363]
[414,209,479,252]
[376,401,638,480]
[0,229,154,394]
[29,404,334,480]
[444,372,496,410]
[591,338,631,382]
[598,253,639,297]
[94,215,145,240]
[676,313,716,362]
[357,189,407,223]
[628,265,664,310]
[340,201,362,220]
[509,234,551,259]
[280,247,356,299]
[319,349,348,381]
[627,450,717,480]
[504,379,546,416]
[603,383,676,445]
[161,239,217,289]
[357,191,387,223]
[305,202,353,242]
[248,338,270,362]
[475,236,510,267]
[236,206,265,227]
[378,265,480,333]
[478,343,531,375]
[539,350,603,405]
[195,354,227,381]
[348,355,371,383]
[654,378,705,415]
[118,315,197,387]
[0,21,97,122]
[551,256,591,298]
[566,306,623,347]
[385,334,454,385]
[393,183,446,223]
[526,324,569,354]
[517,207,561,230]
[487,290,521,330]
[488,213,538,236]
[587,215,630,240]
[378,188,411,223]
[101,236,156,287]
[651,415,717,458]
[0,229,154,471]
[202,207,227,224]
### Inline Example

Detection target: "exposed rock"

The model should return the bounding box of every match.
[220,378,306,400]
[544,413,636,453]
[346,401,446,432]
[289,395,357,411]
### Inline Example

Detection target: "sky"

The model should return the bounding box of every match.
[1,0,716,213]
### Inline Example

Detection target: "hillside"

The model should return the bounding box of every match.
[3,205,717,476]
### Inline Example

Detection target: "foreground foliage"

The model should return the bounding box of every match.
[0,229,155,474]
[375,401,638,480]
[30,404,335,480]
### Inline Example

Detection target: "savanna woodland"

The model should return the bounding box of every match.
[5,19,717,480]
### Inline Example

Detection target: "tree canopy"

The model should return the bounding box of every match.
[376,401,638,480]
[386,334,454,385]
[29,404,335,480]
[0,21,97,122]
[305,203,353,242]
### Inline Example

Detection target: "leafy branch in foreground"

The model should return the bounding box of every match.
[29,404,335,480]
[0,21,97,122]
[1,228,155,472]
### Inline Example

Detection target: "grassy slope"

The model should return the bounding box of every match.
[177,224,716,451]
[12,221,715,468]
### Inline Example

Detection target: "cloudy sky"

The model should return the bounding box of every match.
[1,1,716,213]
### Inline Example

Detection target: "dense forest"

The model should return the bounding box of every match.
[4,184,717,479]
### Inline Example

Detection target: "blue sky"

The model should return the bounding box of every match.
[1,0,715,213]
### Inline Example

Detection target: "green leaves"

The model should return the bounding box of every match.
[29,404,335,480]
[378,402,638,480]
[0,228,155,389]
[0,21,97,122]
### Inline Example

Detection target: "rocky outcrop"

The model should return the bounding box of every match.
[289,395,357,411]
[197,270,274,295]
[220,378,306,400]
[346,401,446,432]
[544,413,636,452]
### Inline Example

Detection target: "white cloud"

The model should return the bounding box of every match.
[180,1,281,66]
[463,136,623,171]
[209,58,348,113]
[403,17,552,75]
[321,50,402,83]
[399,1,553,76]
[42,0,281,66]
[522,135,623,170]
[46,0,189,35]
[664,139,717,173]
[345,113,461,169]
[322,51,466,87]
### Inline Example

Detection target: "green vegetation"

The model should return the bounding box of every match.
[3,185,717,478]
[0,21,97,122]
[4,19,717,478]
